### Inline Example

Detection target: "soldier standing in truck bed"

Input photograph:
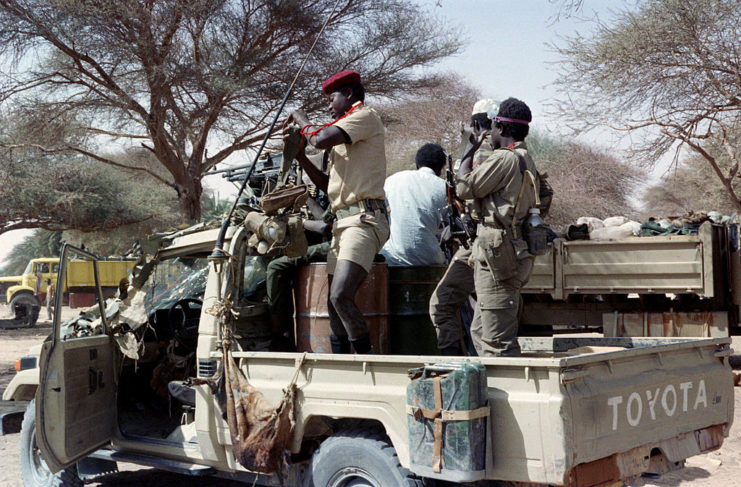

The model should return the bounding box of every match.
[429,99,497,355]
[286,70,389,354]
[456,97,538,357]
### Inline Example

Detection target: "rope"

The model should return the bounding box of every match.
[287,352,308,390]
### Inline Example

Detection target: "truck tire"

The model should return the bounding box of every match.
[308,428,426,487]
[9,292,41,327]
[20,399,83,487]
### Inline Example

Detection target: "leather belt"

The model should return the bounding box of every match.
[334,199,387,221]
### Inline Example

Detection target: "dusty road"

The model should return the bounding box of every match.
[0,307,740,486]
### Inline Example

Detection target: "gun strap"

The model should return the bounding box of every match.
[484,149,539,236]
[510,151,539,236]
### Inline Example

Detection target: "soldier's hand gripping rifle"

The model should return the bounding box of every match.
[441,153,476,260]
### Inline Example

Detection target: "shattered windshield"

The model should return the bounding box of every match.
[143,258,209,311]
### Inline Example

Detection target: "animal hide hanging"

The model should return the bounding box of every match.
[191,333,304,473]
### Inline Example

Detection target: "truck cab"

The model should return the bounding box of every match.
[4,258,59,304]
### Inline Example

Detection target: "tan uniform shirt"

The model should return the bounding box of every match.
[456,141,538,229]
[328,102,386,211]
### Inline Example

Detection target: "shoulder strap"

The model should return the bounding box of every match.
[510,150,540,234]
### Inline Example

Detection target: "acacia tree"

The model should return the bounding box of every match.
[0,111,180,235]
[378,73,479,174]
[642,132,741,217]
[553,0,741,211]
[0,0,463,221]
[528,132,642,229]
[0,147,180,235]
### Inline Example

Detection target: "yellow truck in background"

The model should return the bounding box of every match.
[0,257,136,325]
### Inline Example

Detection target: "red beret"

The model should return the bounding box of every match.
[322,70,361,95]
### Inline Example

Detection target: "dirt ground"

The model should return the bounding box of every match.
[0,306,740,486]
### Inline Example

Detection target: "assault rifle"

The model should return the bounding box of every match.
[441,154,476,261]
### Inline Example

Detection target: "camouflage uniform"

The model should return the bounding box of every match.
[429,144,492,353]
[455,141,538,357]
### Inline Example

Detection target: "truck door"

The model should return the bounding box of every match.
[35,244,116,473]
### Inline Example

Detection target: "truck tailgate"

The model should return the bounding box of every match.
[554,337,733,484]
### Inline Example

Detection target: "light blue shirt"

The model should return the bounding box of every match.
[380,167,448,266]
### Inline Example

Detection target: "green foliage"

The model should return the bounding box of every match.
[554,0,741,210]
[528,131,642,230]
[2,230,62,276]
[200,194,234,224]
[0,148,178,235]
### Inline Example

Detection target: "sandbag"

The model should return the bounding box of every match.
[576,217,604,233]
[603,216,629,227]
[622,221,642,236]
[590,225,635,240]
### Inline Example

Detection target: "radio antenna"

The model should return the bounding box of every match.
[210,0,344,260]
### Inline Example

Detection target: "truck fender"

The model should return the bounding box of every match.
[295,415,407,467]
[2,368,38,401]
[7,286,39,306]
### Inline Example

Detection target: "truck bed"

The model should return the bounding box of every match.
[199,336,734,486]
[524,222,727,299]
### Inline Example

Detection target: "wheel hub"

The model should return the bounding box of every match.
[327,467,382,487]
[30,427,52,483]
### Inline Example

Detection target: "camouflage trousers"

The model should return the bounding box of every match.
[470,255,534,357]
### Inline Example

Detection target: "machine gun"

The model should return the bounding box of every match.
[206,153,293,198]
[441,154,476,261]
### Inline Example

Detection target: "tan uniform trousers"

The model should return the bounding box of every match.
[470,254,534,357]
[326,209,389,275]
[429,247,474,350]
[326,209,389,340]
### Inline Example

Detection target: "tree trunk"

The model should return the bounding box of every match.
[177,177,203,223]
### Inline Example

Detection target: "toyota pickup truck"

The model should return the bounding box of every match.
[2,224,734,487]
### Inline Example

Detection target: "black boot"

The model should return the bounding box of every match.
[349,334,373,354]
[329,335,351,354]
[440,344,462,356]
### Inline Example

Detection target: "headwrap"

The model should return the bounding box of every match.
[472,98,498,116]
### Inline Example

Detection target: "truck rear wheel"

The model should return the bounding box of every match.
[20,399,83,487]
[308,429,425,487]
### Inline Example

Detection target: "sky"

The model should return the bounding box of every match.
[430,0,622,136]
[0,0,631,267]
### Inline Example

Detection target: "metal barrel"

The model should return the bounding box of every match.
[294,263,389,353]
[388,266,445,355]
